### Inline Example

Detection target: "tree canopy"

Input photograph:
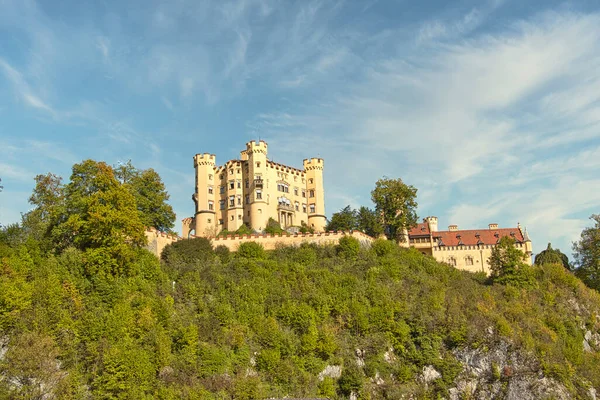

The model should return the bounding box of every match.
[574,214,600,291]
[535,243,570,270]
[326,205,384,238]
[371,177,418,241]
[489,236,535,287]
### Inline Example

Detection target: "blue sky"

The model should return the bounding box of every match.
[1,0,600,257]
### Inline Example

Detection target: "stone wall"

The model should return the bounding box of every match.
[144,228,181,258]
[207,230,374,251]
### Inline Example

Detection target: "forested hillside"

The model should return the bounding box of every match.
[1,161,600,399]
[1,231,600,399]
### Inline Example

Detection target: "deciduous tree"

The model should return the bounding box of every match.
[371,177,418,242]
[573,214,600,291]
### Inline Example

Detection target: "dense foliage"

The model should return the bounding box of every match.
[574,214,600,291]
[535,243,571,270]
[326,206,383,238]
[371,177,418,242]
[2,224,600,398]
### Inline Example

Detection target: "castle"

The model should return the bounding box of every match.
[176,140,532,275]
[182,140,326,238]
[406,217,533,274]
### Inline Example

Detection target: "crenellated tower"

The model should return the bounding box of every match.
[246,140,269,231]
[193,153,217,237]
[303,157,326,232]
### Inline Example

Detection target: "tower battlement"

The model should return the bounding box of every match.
[194,153,216,166]
[246,140,268,154]
[303,158,324,170]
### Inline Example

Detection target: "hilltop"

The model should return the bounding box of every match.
[1,233,599,399]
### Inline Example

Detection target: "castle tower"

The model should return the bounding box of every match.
[425,216,438,232]
[246,140,269,231]
[193,153,217,237]
[303,158,326,232]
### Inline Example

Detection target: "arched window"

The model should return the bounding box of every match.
[465,256,474,266]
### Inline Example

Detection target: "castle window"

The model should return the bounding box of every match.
[448,257,457,267]
[229,169,233,175]
[207,219,212,224]
[209,174,213,180]
[219,174,224,180]
[229,180,235,190]
[247,211,250,216]
[208,201,214,210]
[231,215,234,221]
[220,186,225,194]
[303,204,307,213]
[258,209,262,214]
[309,204,315,213]
[256,190,262,200]
[208,186,213,194]
[238,215,242,220]
[295,202,299,211]
[219,219,223,225]
[294,176,297,182]
[229,196,235,207]
[245,195,250,204]
[294,187,298,196]
[309,190,315,198]
[245,179,249,188]
[237,195,242,205]
[219,200,225,210]
[309,178,314,184]
[237,180,241,189]
[302,190,306,198]
[465,256,474,266]
[237,169,240,174]
[256,162,261,168]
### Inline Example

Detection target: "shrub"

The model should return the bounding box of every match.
[214,245,231,263]
[264,218,284,235]
[337,236,361,260]
[161,237,213,266]
[237,242,265,259]
[371,238,397,257]
[235,224,253,236]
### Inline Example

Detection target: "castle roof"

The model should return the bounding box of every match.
[408,223,526,246]
[409,222,431,236]
[432,228,524,246]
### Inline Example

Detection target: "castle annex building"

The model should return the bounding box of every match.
[182,140,326,238]
[407,217,533,274]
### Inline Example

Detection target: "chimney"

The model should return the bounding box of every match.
[448,225,458,232]
[488,223,498,230]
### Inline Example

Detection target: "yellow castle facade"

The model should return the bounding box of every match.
[182,140,326,238]
[407,217,533,274]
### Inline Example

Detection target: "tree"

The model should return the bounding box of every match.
[489,236,534,287]
[356,206,384,237]
[573,214,600,291]
[22,173,66,246]
[371,177,418,242]
[62,160,147,276]
[326,206,357,232]
[265,218,284,234]
[535,243,570,270]
[115,160,176,233]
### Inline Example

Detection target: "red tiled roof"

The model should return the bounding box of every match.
[431,228,524,247]
[409,222,431,236]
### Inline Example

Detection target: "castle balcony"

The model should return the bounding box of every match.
[277,203,295,212]
[254,178,264,188]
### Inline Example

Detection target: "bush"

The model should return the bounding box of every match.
[337,236,360,260]
[214,245,231,263]
[264,218,284,235]
[371,238,397,257]
[161,237,213,266]
[237,242,266,259]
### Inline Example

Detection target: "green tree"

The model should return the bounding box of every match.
[326,205,357,231]
[573,214,600,291]
[489,236,534,287]
[371,177,418,242]
[356,206,384,237]
[115,160,176,233]
[535,243,570,270]
[62,160,147,276]
[265,218,284,234]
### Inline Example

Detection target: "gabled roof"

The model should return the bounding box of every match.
[431,228,524,247]
[409,222,431,236]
